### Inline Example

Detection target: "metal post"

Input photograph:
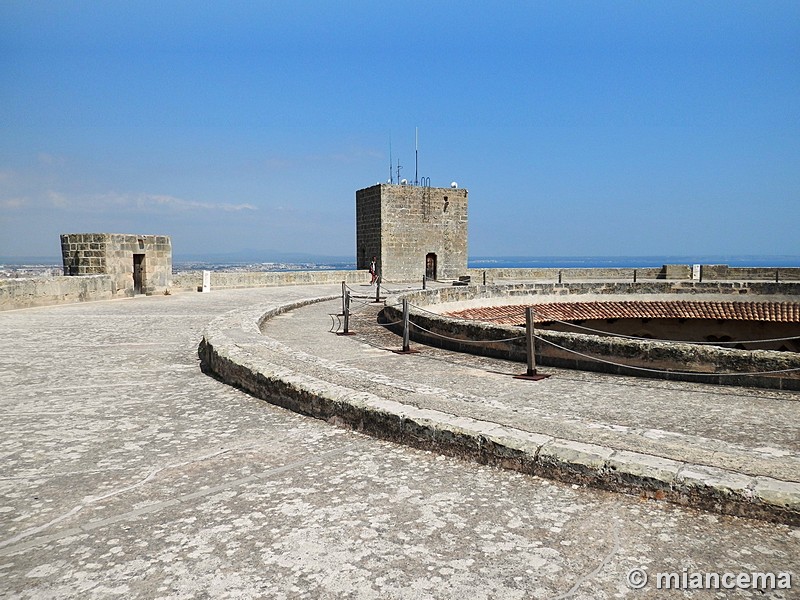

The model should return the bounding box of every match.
[375,277,381,303]
[483,270,486,286]
[402,298,410,352]
[558,270,562,284]
[422,275,426,290]
[341,281,346,315]
[343,291,351,334]
[525,306,536,376]
[633,269,637,283]
[699,265,703,283]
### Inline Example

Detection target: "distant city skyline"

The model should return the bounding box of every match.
[1,2,798,259]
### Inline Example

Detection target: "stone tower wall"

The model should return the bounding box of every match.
[61,233,172,296]
[355,185,382,272]
[356,184,468,281]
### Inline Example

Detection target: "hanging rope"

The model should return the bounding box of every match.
[536,336,800,377]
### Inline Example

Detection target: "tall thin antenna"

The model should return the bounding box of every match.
[396,159,402,184]
[388,134,393,184]
[414,127,419,186]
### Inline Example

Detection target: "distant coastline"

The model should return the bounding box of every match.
[2,255,799,277]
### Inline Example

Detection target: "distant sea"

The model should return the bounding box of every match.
[2,255,799,272]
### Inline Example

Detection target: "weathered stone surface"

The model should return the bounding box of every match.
[2,284,799,598]
[201,288,800,525]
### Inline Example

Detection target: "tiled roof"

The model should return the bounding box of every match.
[445,301,800,326]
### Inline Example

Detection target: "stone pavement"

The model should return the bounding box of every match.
[1,284,798,599]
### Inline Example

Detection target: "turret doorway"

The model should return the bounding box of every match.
[425,253,437,281]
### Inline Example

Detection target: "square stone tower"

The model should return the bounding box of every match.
[61,233,172,296]
[356,184,468,281]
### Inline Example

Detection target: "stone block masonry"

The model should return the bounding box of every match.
[61,233,172,296]
[356,184,468,281]
[0,275,115,311]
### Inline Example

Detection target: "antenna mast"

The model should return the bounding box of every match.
[388,134,393,184]
[414,127,419,186]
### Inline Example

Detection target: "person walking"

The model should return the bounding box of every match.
[369,256,378,284]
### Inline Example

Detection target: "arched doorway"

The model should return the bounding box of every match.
[425,253,437,280]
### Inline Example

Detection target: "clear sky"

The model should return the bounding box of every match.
[1,1,798,260]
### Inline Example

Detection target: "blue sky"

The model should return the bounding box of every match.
[1,1,798,260]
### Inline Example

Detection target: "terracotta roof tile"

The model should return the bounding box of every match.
[445,301,800,326]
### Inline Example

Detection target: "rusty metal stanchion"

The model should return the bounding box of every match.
[483,270,486,286]
[402,298,410,351]
[633,269,637,283]
[341,281,346,316]
[392,297,420,354]
[374,276,382,303]
[422,275,427,290]
[514,307,550,381]
[337,290,356,336]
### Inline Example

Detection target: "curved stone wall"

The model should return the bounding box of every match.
[197,291,799,525]
[382,282,800,390]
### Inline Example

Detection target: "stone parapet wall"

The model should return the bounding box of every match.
[466,267,663,283]
[382,282,800,390]
[0,270,369,310]
[171,270,369,291]
[0,276,115,311]
[468,265,800,283]
[701,265,800,281]
[395,280,800,307]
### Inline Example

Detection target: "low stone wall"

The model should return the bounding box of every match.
[198,293,800,525]
[382,282,800,391]
[466,265,800,283]
[0,269,369,311]
[701,265,800,281]
[171,269,368,291]
[465,267,663,283]
[0,275,115,311]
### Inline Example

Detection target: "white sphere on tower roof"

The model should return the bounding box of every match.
[450,181,458,188]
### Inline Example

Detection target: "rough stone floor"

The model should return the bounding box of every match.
[1,284,798,599]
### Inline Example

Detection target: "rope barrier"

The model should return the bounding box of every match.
[376,319,404,328]
[540,317,800,346]
[408,321,526,344]
[409,303,799,346]
[385,300,799,346]
[333,294,800,382]
[352,291,799,375]
[536,336,800,377]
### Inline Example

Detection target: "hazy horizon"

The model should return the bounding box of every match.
[4,252,800,270]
